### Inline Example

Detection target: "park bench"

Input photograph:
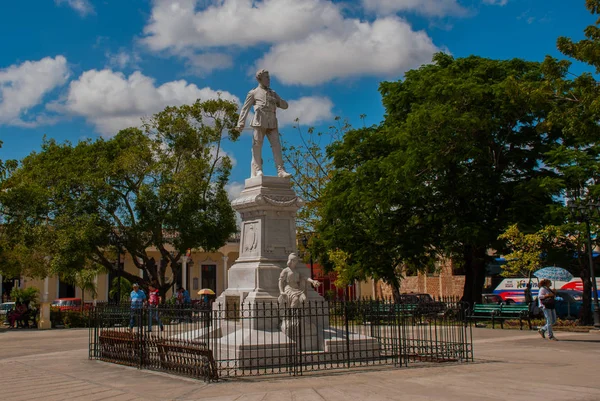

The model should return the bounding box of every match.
[363,303,418,324]
[497,304,531,330]
[156,339,218,382]
[468,304,531,330]
[97,330,218,382]
[468,304,502,328]
[98,329,140,366]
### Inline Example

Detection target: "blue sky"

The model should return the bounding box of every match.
[0,0,595,197]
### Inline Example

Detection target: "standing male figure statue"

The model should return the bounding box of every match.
[236,69,291,178]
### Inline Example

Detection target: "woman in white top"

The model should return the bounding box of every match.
[537,279,558,341]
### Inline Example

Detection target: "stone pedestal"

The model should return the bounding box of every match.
[215,176,322,326]
[38,302,51,330]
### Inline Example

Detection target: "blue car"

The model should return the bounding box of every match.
[554,290,583,319]
[533,290,584,319]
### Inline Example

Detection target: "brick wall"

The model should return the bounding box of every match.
[376,258,465,299]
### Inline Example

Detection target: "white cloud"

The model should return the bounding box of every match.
[278,96,334,127]
[257,17,438,86]
[142,0,343,51]
[183,52,234,75]
[225,181,244,200]
[141,0,439,83]
[482,0,508,5]
[362,0,467,17]
[55,0,95,16]
[106,50,141,70]
[0,56,70,126]
[58,69,240,136]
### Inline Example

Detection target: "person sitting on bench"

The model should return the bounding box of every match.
[8,301,27,328]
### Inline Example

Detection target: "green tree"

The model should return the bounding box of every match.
[0,99,240,298]
[538,0,600,323]
[282,118,355,274]
[0,140,18,271]
[319,54,561,303]
[282,117,351,235]
[499,224,565,278]
[11,287,40,309]
[108,276,133,304]
[64,268,101,308]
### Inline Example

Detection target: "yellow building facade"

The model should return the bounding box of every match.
[3,239,240,304]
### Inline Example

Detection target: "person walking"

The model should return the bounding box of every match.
[537,279,558,341]
[129,283,146,332]
[147,282,163,333]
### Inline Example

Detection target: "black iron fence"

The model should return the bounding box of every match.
[89,300,473,381]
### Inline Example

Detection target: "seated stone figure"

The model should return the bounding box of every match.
[278,253,320,308]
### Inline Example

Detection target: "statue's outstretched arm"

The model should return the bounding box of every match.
[276,93,288,110]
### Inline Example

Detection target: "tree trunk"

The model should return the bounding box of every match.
[460,246,487,307]
[390,281,401,303]
[580,271,592,325]
[159,285,170,304]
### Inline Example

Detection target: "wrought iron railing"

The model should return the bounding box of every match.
[89,300,473,381]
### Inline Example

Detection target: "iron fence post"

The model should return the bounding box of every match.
[344,301,351,369]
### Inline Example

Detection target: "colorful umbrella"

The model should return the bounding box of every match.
[197,288,215,295]
[533,266,573,282]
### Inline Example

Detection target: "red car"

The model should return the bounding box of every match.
[51,298,91,311]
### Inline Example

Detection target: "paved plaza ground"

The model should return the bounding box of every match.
[0,327,599,400]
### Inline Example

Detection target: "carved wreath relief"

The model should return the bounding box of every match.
[243,222,259,255]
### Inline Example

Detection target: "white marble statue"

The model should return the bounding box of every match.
[236,69,291,178]
[278,253,320,308]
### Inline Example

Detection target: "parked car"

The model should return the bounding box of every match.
[532,290,584,319]
[555,290,583,319]
[482,294,504,304]
[398,293,447,314]
[51,298,90,311]
[0,302,15,316]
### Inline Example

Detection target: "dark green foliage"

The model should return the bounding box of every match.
[0,99,240,297]
[319,54,560,303]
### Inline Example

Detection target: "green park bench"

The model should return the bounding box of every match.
[497,304,531,330]
[363,303,418,324]
[468,304,531,330]
[468,304,502,328]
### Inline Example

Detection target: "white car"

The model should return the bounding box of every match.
[0,302,15,316]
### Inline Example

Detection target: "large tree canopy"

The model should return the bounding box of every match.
[538,0,600,323]
[318,54,561,303]
[0,99,240,297]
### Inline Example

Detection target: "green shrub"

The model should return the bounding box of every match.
[11,287,40,308]
[50,308,90,328]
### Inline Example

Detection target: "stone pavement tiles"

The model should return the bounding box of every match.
[0,328,599,400]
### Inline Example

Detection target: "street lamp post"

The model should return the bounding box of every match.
[301,235,314,280]
[568,200,600,328]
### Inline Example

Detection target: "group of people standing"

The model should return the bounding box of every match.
[127,282,200,332]
[128,282,164,332]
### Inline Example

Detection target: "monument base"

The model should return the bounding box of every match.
[212,327,381,370]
